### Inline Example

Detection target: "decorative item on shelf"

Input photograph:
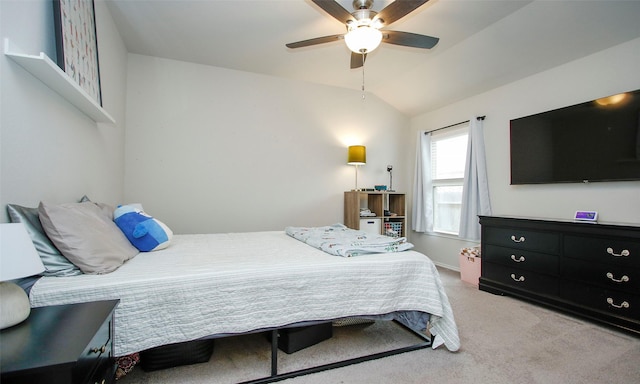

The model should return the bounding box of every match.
[374,185,387,191]
[387,165,394,191]
[0,223,46,329]
[347,145,366,191]
[53,0,102,106]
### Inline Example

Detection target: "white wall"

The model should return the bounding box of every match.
[124,54,410,234]
[3,1,637,263]
[409,37,640,269]
[0,0,128,217]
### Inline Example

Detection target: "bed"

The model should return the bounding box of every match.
[11,202,459,382]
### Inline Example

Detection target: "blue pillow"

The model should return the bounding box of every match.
[113,205,172,252]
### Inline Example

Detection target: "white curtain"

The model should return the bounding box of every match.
[459,117,492,240]
[412,131,433,233]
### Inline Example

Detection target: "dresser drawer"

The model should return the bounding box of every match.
[482,262,558,296]
[564,235,640,268]
[76,314,113,383]
[86,356,116,384]
[483,244,558,275]
[560,280,640,320]
[563,258,639,293]
[483,226,560,254]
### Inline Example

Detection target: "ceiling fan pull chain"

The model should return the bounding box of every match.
[361,53,366,100]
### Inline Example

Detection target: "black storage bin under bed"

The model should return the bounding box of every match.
[140,339,214,371]
[269,322,333,354]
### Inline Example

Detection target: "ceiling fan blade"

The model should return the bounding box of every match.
[383,30,439,49]
[311,0,355,24]
[286,34,344,49]
[375,0,430,27]
[350,52,367,69]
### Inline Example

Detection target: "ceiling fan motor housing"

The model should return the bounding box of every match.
[348,0,383,32]
[353,0,374,10]
[350,9,377,25]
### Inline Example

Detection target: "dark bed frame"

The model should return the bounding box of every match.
[240,320,432,384]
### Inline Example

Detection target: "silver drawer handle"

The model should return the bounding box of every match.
[510,255,525,263]
[606,297,630,309]
[510,273,525,282]
[606,272,629,283]
[606,247,630,257]
[510,235,525,243]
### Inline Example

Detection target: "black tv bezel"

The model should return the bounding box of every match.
[509,89,640,185]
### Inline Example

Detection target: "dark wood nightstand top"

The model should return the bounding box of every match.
[1,300,118,376]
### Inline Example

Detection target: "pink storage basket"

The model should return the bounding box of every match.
[459,254,481,285]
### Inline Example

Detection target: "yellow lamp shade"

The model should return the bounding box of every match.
[347,145,366,165]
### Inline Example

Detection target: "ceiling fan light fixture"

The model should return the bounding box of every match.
[345,25,382,54]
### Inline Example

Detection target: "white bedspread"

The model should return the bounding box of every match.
[30,232,460,355]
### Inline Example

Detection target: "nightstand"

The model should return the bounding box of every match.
[1,300,119,384]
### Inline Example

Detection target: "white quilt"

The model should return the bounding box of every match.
[285,223,414,256]
[30,232,460,356]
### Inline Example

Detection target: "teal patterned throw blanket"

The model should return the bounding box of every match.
[285,223,413,257]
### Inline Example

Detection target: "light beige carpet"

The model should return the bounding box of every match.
[120,268,640,384]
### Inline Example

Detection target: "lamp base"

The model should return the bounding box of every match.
[0,281,31,329]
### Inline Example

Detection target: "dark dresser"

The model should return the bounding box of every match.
[1,300,119,384]
[479,216,640,335]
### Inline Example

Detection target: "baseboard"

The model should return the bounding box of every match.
[432,261,460,272]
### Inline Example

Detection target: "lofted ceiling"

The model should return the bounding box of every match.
[105,0,640,117]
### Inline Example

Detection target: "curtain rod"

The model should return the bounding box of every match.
[425,115,486,134]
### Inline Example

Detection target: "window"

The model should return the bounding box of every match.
[430,125,468,235]
[413,117,489,240]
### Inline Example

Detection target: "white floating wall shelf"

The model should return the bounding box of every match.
[3,39,115,124]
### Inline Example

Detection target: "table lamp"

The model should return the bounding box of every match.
[0,223,45,329]
[347,145,366,191]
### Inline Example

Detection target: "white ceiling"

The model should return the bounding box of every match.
[105,0,640,117]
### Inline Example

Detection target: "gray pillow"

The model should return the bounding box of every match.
[38,201,139,274]
[6,204,82,277]
[79,195,115,220]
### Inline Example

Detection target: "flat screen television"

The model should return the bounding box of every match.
[510,89,640,184]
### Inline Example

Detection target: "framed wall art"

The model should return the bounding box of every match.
[52,0,102,106]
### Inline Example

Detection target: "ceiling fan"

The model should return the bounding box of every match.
[286,0,439,69]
